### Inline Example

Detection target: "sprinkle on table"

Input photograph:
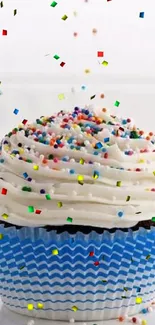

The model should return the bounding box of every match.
[60,62,65,67]
[80,158,84,164]
[23,172,28,179]
[1,188,7,195]
[53,54,60,60]
[85,68,90,73]
[2,29,7,36]
[52,249,59,255]
[102,60,108,66]
[35,209,41,214]
[152,217,155,222]
[37,303,44,309]
[126,195,131,202]
[46,193,51,200]
[124,287,128,292]
[89,251,94,257]
[2,213,8,219]
[22,119,28,125]
[14,9,17,16]
[72,306,78,312]
[13,108,19,115]
[57,201,63,208]
[61,14,68,21]
[97,51,104,57]
[77,175,84,185]
[93,171,99,179]
[27,304,34,310]
[146,254,151,260]
[100,93,105,98]
[114,100,120,107]
[58,93,65,100]
[116,181,122,187]
[92,28,97,34]
[118,211,124,217]
[28,206,34,213]
[51,1,57,7]
[94,261,99,266]
[136,297,143,304]
[67,217,73,223]
[139,12,145,18]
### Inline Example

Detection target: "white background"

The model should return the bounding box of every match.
[0,0,155,135]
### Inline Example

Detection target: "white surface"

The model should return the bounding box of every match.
[0,299,155,325]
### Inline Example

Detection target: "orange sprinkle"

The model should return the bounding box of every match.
[118,316,124,322]
[92,28,97,34]
[50,139,55,146]
[42,158,48,164]
[139,130,144,135]
[149,132,153,136]
[100,93,105,99]
[102,108,107,112]
[146,136,150,140]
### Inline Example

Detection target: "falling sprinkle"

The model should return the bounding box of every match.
[13,108,19,115]
[77,175,84,185]
[61,14,68,21]
[2,29,7,36]
[0,234,4,240]
[102,60,108,66]
[60,62,65,67]
[116,181,122,187]
[126,195,131,202]
[146,254,151,260]
[114,100,120,107]
[2,213,8,219]
[1,188,7,195]
[57,201,63,208]
[37,303,44,309]
[28,206,34,213]
[46,193,51,200]
[33,165,39,171]
[90,95,96,100]
[67,217,73,223]
[72,306,78,312]
[97,51,104,57]
[14,9,17,16]
[52,249,59,255]
[136,297,142,304]
[92,28,97,34]
[27,304,34,311]
[58,93,65,100]
[139,12,145,18]
[85,69,90,73]
[137,287,141,293]
[53,54,60,60]
[0,1,3,8]
[51,1,57,7]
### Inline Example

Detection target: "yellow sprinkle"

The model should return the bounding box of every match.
[52,249,59,255]
[57,202,63,208]
[19,148,24,154]
[58,93,65,100]
[84,69,90,74]
[141,320,147,325]
[27,304,34,310]
[2,213,8,220]
[77,175,84,184]
[145,188,150,191]
[72,124,78,129]
[136,297,142,304]
[33,165,39,171]
[4,145,9,151]
[0,234,4,240]
[138,159,145,163]
[153,171,155,176]
[116,181,122,187]
[80,158,84,165]
[37,303,44,309]
[72,306,78,312]
[10,154,16,158]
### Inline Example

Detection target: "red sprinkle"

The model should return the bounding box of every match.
[136,168,141,172]
[35,209,41,214]
[104,152,108,159]
[89,251,94,257]
[132,317,137,323]
[1,188,7,195]
[94,261,99,266]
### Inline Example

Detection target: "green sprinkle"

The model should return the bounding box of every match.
[51,1,57,7]
[121,296,127,299]
[114,100,120,107]
[48,154,54,160]
[152,217,155,222]
[19,265,25,270]
[116,181,122,187]
[46,194,51,200]
[14,9,17,16]
[28,206,34,213]
[102,60,108,66]
[61,14,68,21]
[90,95,96,100]
[124,287,128,292]
[126,195,131,202]
[26,159,33,163]
[22,186,32,192]
[0,234,4,240]
[53,54,60,60]
[102,280,107,283]
[146,254,151,260]
[67,217,73,223]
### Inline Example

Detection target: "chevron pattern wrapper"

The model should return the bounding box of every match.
[0,225,155,321]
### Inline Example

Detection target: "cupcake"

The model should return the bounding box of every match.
[0,106,155,321]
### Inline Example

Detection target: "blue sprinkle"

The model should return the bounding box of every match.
[139,12,144,18]
[141,308,148,314]
[23,172,28,178]
[104,137,110,143]
[0,159,4,163]
[70,145,75,149]
[67,137,74,144]
[102,148,107,152]
[70,169,75,174]
[42,132,46,137]
[93,170,100,178]
[81,85,86,90]
[13,108,19,115]
[56,139,61,144]
[122,119,127,125]
[62,157,68,162]
[94,151,99,155]
[95,142,103,149]
[118,211,124,217]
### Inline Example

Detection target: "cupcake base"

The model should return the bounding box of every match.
[0,222,155,321]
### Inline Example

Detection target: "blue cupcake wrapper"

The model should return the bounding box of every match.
[0,224,155,321]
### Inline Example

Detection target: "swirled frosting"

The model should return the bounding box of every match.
[1,106,155,228]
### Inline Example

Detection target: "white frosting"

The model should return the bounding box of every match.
[0,108,155,228]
